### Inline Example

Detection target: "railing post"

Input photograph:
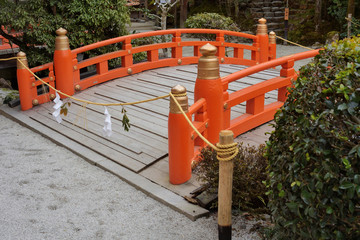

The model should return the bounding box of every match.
[168,85,192,185]
[218,130,235,240]
[17,52,33,110]
[279,59,295,102]
[216,32,225,61]
[269,31,276,61]
[195,43,224,144]
[246,95,265,115]
[122,38,133,69]
[251,38,259,63]
[256,18,269,63]
[147,49,159,62]
[54,28,74,98]
[223,82,230,130]
[172,31,182,60]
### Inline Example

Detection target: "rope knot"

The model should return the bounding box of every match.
[172,92,187,97]
[216,142,239,162]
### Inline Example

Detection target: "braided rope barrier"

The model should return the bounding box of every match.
[3,56,239,161]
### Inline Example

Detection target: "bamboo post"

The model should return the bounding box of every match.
[168,85,192,184]
[54,28,74,98]
[348,13,352,38]
[194,43,224,144]
[17,52,34,110]
[257,18,269,63]
[218,130,235,240]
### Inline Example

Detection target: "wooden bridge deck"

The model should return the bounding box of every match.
[0,64,278,220]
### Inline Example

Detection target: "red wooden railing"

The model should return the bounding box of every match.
[223,50,320,136]
[16,18,275,110]
[169,48,319,184]
[13,18,320,185]
[13,18,321,185]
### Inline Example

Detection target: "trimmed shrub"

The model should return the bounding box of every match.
[194,143,268,212]
[266,37,360,239]
[185,12,240,42]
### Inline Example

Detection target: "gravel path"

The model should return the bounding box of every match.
[0,114,262,239]
[0,45,313,239]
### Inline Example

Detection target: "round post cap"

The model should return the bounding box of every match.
[16,51,28,69]
[200,43,217,57]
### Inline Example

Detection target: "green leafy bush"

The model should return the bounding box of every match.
[0,0,130,66]
[185,12,240,41]
[194,143,268,212]
[266,37,360,239]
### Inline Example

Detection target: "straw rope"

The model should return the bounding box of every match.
[345,17,360,27]
[169,92,238,161]
[4,56,239,161]
[14,57,171,106]
[275,35,314,50]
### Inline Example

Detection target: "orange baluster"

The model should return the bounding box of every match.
[122,38,133,68]
[257,18,269,63]
[251,38,259,63]
[53,28,74,98]
[194,43,224,144]
[17,52,33,110]
[279,59,295,102]
[216,32,225,60]
[168,85,192,185]
[172,30,182,60]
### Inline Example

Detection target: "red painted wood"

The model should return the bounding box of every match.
[228,102,283,136]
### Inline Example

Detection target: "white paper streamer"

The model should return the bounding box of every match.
[102,107,112,137]
[52,92,63,124]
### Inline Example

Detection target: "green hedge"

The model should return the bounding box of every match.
[266,36,360,239]
[185,12,240,42]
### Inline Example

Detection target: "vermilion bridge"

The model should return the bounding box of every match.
[0,19,319,220]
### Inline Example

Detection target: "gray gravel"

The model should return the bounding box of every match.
[0,114,262,240]
[0,45,313,239]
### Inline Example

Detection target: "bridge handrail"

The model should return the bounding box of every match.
[72,28,257,55]
[221,49,320,137]
[169,45,320,184]
[223,49,320,84]
[16,18,274,113]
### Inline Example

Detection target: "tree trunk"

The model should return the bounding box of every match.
[234,1,239,23]
[180,0,188,28]
[161,12,167,30]
[174,4,177,28]
[161,12,168,57]
[315,0,322,32]
[347,0,355,17]
[225,0,232,16]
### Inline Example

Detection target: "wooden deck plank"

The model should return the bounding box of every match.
[2,64,280,220]
[39,102,167,160]
[79,83,169,122]
[77,91,169,139]
[0,104,208,221]
[93,85,170,117]
[133,71,249,116]
[67,102,168,154]
[24,108,146,172]
[82,85,169,126]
